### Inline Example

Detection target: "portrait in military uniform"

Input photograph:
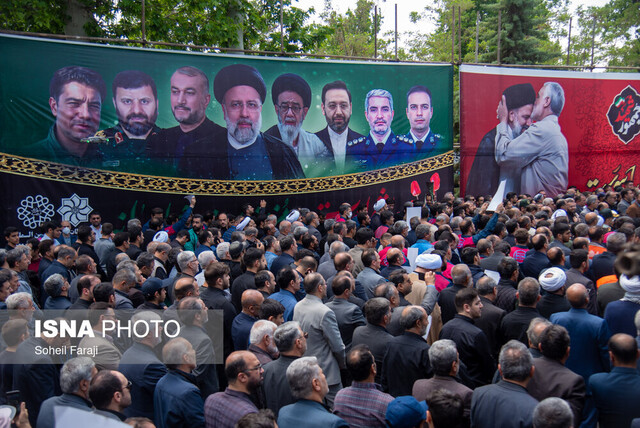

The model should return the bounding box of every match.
[346,89,414,172]
[94,70,162,172]
[148,65,226,175]
[403,85,441,161]
[466,83,536,197]
[32,66,107,166]
[179,64,304,180]
[264,73,332,177]
[315,80,363,174]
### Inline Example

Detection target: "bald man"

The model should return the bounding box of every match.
[588,333,640,427]
[550,284,611,380]
[232,289,265,351]
[379,235,407,268]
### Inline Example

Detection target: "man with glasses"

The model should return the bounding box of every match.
[180,64,303,180]
[265,73,332,177]
[89,370,133,422]
[205,350,264,427]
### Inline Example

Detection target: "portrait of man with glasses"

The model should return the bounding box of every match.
[265,73,333,178]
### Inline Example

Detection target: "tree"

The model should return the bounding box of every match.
[478,0,559,64]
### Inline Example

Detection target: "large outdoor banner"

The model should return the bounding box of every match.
[0,34,453,237]
[460,65,640,198]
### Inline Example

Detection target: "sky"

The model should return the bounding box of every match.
[295,0,608,54]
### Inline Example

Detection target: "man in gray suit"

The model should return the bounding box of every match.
[293,272,345,407]
[357,248,387,299]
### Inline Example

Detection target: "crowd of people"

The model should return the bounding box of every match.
[2,183,640,428]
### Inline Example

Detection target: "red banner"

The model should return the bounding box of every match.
[460,65,640,197]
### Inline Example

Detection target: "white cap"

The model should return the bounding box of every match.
[286,210,300,222]
[538,267,566,292]
[374,199,386,212]
[152,231,169,243]
[415,253,441,270]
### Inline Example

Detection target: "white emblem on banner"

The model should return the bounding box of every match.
[17,195,55,229]
[57,193,93,227]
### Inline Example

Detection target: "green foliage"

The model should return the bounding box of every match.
[479,0,559,64]
[0,0,68,34]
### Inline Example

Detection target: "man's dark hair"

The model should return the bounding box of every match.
[321,80,351,104]
[76,274,99,296]
[361,249,378,268]
[552,223,570,238]
[259,298,285,320]
[539,324,570,361]
[76,225,93,243]
[204,262,230,286]
[225,354,248,382]
[498,257,519,279]
[113,232,129,247]
[102,223,114,235]
[380,210,394,225]
[363,297,390,325]
[128,225,142,243]
[93,283,115,304]
[569,249,588,269]
[346,344,374,382]
[279,235,295,252]
[1,319,28,347]
[427,389,464,428]
[518,278,540,306]
[89,370,122,409]
[406,85,432,103]
[75,255,93,274]
[3,226,18,238]
[514,229,530,245]
[506,219,518,234]
[197,229,212,245]
[49,65,107,101]
[243,247,264,268]
[492,241,509,256]
[454,287,479,312]
[136,252,155,270]
[460,247,479,265]
[38,239,55,257]
[112,69,157,99]
[276,266,298,291]
[400,306,424,330]
[255,270,272,290]
[87,301,111,327]
[389,270,407,288]
[236,409,277,428]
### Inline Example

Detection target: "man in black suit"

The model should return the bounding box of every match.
[118,311,168,419]
[351,297,393,385]
[475,276,506,360]
[315,80,363,174]
[526,324,586,425]
[178,296,219,397]
[500,278,542,346]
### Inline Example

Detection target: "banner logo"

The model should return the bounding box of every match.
[17,195,55,229]
[57,193,93,226]
[607,85,640,144]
